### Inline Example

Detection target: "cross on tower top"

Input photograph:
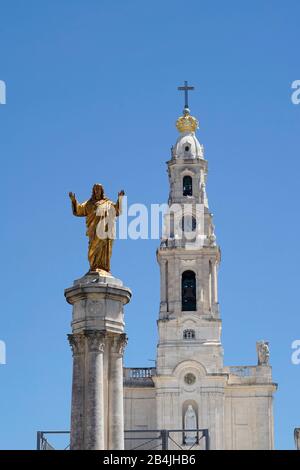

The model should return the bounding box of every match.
[177,81,195,111]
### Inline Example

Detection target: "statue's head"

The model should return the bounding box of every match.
[92,183,104,201]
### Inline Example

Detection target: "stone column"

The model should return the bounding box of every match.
[108,333,128,450]
[85,330,106,450]
[65,272,131,450]
[68,333,85,450]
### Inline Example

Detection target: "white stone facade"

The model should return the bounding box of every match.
[123,109,277,450]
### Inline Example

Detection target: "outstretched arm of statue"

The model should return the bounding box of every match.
[115,190,125,216]
[68,192,87,217]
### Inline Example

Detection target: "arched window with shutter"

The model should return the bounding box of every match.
[183,175,193,196]
[182,270,196,311]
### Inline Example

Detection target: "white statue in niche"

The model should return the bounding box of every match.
[184,405,197,445]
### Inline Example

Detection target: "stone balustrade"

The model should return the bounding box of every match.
[224,365,273,385]
[123,367,156,387]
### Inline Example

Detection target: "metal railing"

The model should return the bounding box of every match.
[125,428,210,451]
[36,431,70,450]
[37,428,209,451]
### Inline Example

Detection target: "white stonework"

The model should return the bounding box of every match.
[173,131,204,160]
[123,109,277,450]
[65,272,131,450]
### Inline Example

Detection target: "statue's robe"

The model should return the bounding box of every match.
[184,405,197,445]
[72,197,121,272]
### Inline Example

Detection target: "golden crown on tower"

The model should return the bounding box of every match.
[176,108,199,133]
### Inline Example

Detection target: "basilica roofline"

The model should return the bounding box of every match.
[123,366,277,389]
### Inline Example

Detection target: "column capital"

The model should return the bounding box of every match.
[110,333,128,356]
[84,330,106,353]
[68,333,85,356]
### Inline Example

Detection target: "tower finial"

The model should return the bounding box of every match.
[177,80,195,114]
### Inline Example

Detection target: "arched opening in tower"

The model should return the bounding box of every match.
[182,270,196,311]
[183,175,193,196]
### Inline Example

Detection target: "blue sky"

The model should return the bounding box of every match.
[0,0,299,449]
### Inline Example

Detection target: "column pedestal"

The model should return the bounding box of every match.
[65,272,131,450]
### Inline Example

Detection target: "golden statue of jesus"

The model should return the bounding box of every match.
[69,184,124,274]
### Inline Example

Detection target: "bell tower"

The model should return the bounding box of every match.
[156,83,222,376]
[153,84,225,443]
